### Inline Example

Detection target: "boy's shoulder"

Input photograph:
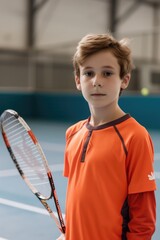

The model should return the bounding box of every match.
[127,117,147,131]
[66,119,88,138]
[124,116,151,140]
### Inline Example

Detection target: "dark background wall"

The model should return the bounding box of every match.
[0,92,159,129]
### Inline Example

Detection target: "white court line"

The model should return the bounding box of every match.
[0,238,8,240]
[0,197,65,218]
[0,163,63,177]
[0,197,49,215]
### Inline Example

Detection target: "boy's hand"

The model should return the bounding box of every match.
[56,234,65,240]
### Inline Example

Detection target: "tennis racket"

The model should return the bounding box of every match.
[0,109,65,234]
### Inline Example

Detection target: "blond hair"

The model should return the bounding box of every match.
[73,33,134,79]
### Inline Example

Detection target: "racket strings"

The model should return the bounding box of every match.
[2,115,51,198]
[1,110,66,233]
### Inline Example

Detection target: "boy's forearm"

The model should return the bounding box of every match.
[127,191,156,239]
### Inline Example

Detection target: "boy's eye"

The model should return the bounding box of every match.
[103,71,113,77]
[84,71,94,77]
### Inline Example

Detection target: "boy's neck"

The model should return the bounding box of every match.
[89,106,125,127]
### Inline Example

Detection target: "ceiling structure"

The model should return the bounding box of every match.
[28,0,160,46]
[0,0,159,60]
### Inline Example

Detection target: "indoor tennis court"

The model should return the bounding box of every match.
[0,0,160,239]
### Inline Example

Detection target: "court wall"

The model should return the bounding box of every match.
[0,92,159,129]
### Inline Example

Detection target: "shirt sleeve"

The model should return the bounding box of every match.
[127,191,156,239]
[126,130,156,194]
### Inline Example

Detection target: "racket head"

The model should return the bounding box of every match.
[0,109,52,200]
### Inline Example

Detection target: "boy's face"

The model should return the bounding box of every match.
[75,50,130,109]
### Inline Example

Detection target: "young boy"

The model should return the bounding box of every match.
[57,33,156,240]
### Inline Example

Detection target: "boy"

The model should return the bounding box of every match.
[57,33,156,240]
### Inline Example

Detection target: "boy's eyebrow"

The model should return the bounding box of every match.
[82,65,115,70]
[102,65,115,69]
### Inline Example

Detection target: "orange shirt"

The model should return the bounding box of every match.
[64,114,156,240]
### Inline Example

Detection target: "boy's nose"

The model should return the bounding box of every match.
[93,76,103,87]
[93,82,102,87]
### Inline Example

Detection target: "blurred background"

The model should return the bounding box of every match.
[0,0,159,127]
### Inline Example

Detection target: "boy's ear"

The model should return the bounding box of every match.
[121,73,131,90]
[75,75,81,91]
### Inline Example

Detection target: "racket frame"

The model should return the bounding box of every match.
[0,109,66,233]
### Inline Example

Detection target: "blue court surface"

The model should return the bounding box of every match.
[0,120,160,240]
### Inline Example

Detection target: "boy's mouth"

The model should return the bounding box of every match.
[91,93,106,96]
